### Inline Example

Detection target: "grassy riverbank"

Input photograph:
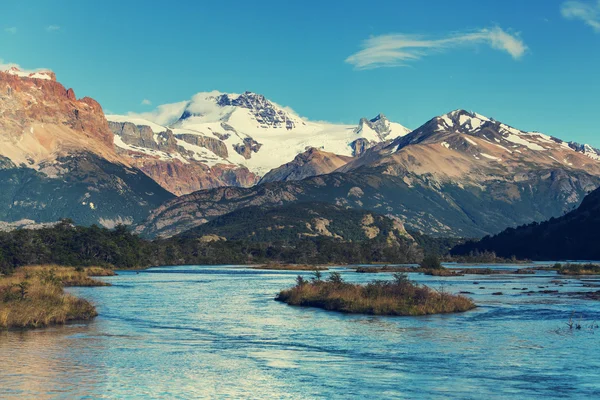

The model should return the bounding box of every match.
[0,265,112,329]
[276,273,475,316]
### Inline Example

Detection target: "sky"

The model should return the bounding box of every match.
[1,0,599,146]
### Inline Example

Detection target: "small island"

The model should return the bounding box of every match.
[0,265,113,330]
[555,263,600,275]
[276,271,475,316]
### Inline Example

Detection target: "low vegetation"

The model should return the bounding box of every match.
[458,268,535,275]
[355,266,418,273]
[0,265,109,329]
[448,250,529,264]
[251,263,329,271]
[276,272,475,316]
[555,263,600,275]
[425,269,464,276]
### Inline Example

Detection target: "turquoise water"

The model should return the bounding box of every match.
[1,265,599,399]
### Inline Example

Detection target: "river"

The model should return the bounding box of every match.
[1,264,599,399]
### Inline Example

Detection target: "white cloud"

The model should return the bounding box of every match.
[345,27,527,70]
[561,0,600,32]
[127,101,189,126]
[4,27,17,34]
[141,99,152,106]
[46,25,61,32]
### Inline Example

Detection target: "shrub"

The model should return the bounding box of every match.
[420,255,443,270]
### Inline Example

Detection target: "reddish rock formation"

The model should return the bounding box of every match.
[0,70,118,164]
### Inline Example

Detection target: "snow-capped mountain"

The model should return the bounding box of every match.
[342,109,600,179]
[107,91,411,193]
[142,109,600,238]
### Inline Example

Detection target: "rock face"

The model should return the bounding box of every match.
[0,69,174,227]
[0,69,117,166]
[233,137,262,159]
[107,120,260,195]
[260,148,353,184]
[216,91,296,130]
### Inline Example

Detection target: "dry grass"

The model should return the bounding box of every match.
[454,268,535,275]
[0,265,110,329]
[276,274,475,316]
[555,263,600,275]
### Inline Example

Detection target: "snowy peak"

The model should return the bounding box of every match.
[435,109,493,133]
[355,113,410,141]
[569,142,600,161]
[3,66,56,81]
[216,91,296,130]
[176,91,297,130]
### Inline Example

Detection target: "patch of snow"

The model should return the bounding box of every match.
[464,136,478,146]
[480,153,502,161]
[441,142,450,149]
[504,133,546,151]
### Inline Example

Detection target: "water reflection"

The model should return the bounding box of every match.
[1,266,599,399]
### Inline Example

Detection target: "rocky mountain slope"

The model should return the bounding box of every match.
[177,202,415,245]
[139,110,600,239]
[107,93,410,194]
[259,148,353,183]
[451,186,600,260]
[0,69,174,227]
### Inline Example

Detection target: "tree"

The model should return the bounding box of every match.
[327,272,344,285]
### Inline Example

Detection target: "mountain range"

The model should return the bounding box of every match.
[2,67,600,241]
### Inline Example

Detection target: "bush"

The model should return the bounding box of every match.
[420,254,443,270]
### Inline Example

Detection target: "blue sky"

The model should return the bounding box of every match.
[1,0,599,146]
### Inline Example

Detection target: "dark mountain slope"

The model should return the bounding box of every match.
[451,187,600,260]
[176,202,413,244]
[0,154,174,227]
[139,166,597,238]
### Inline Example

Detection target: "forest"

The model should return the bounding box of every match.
[0,220,423,275]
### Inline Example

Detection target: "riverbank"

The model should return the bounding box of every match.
[251,263,329,271]
[276,273,475,316]
[0,265,112,330]
[355,266,535,275]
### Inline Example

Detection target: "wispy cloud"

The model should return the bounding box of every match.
[4,27,17,34]
[141,99,152,106]
[345,27,527,70]
[561,0,600,32]
[46,25,61,32]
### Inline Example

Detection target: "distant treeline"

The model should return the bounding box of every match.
[0,220,423,275]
